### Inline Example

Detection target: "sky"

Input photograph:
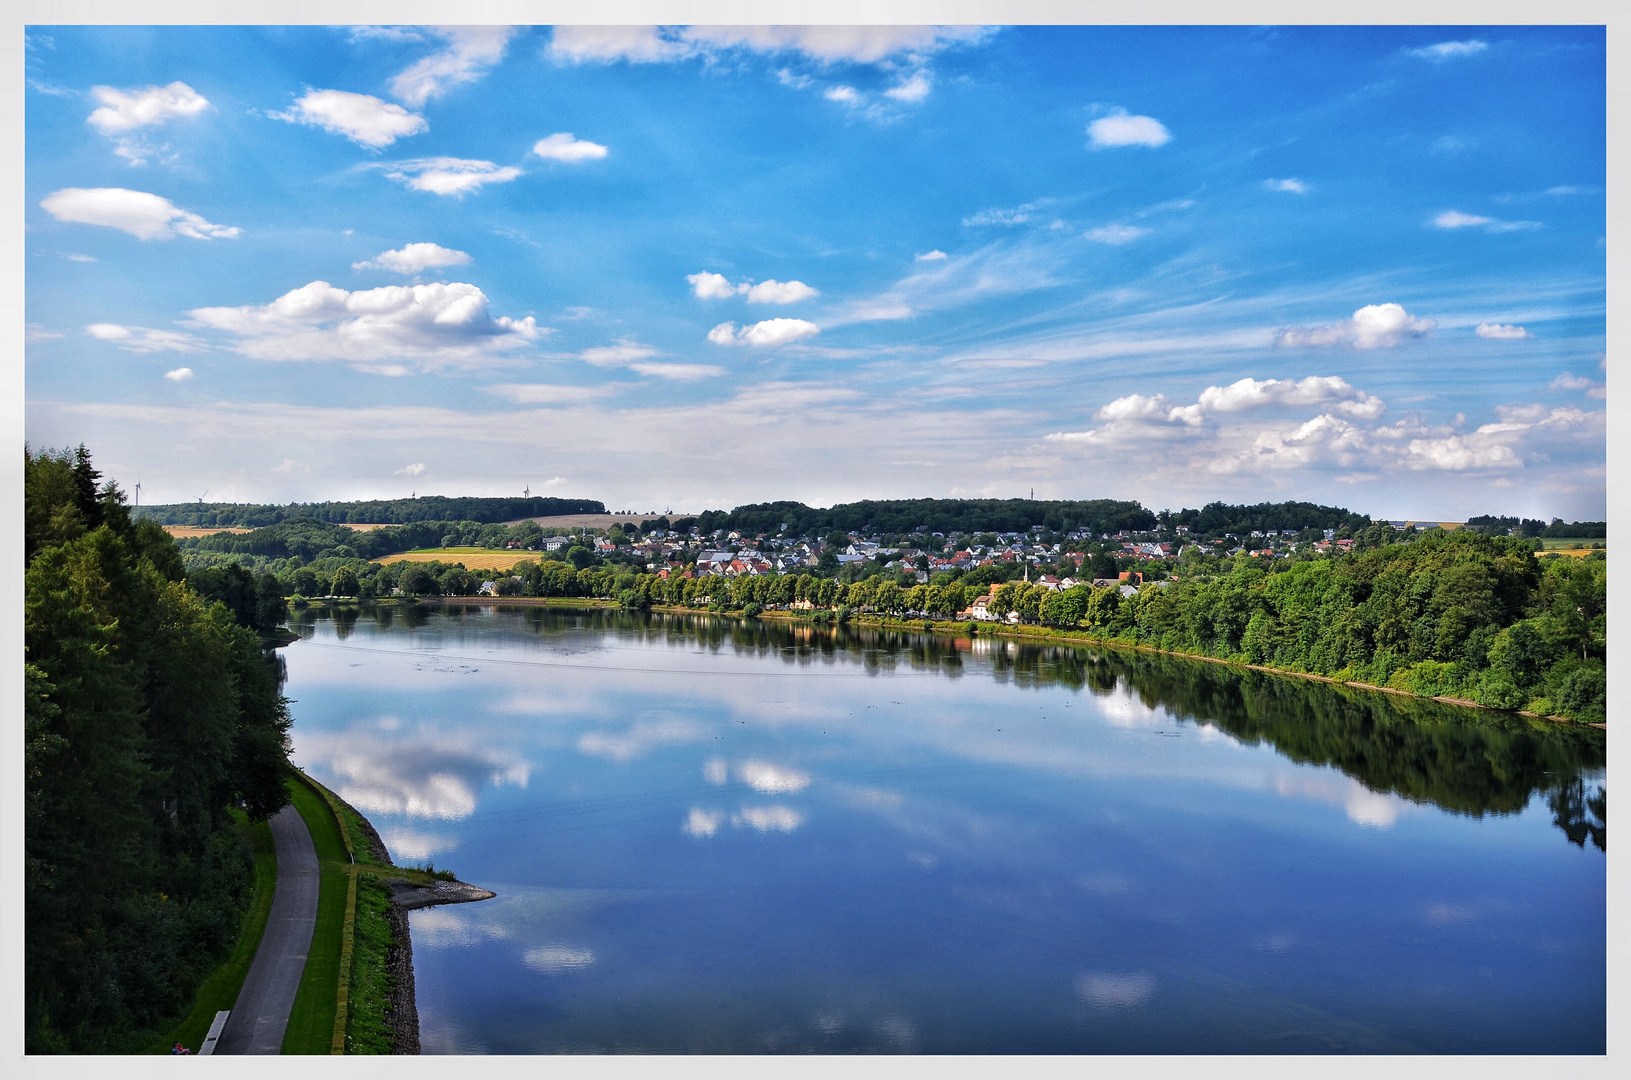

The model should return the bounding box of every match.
[22,24,1607,520]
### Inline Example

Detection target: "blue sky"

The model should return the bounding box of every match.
[23,24,1606,519]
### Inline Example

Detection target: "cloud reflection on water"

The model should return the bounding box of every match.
[296,723,529,820]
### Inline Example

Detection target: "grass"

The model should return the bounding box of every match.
[280,777,351,1055]
[144,811,277,1053]
[342,877,397,1054]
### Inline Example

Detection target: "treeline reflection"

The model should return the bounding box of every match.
[294,604,1606,850]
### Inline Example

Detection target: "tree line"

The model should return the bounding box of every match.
[135,494,605,529]
[24,446,295,1053]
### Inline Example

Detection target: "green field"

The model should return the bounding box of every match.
[145,812,278,1054]
[281,777,351,1054]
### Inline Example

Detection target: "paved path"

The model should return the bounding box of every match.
[215,803,319,1054]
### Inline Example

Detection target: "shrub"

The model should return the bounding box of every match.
[1476,670,1526,711]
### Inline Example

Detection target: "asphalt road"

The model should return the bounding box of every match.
[215,803,320,1055]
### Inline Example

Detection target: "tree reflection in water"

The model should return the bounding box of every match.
[292,603,1607,850]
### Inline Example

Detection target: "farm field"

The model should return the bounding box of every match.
[372,549,545,571]
[162,526,254,538]
[1537,538,1606,557]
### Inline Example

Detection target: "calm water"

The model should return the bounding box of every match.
[281,604,1606,1054]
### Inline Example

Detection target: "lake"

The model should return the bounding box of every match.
[281,603,1606,1054]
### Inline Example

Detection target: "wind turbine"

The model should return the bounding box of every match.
[198,489,209,505]
[133,480,142,507]
[524,484,530,499]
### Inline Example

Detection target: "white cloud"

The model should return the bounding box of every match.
[732,805,805,833]
[735,761,811,794]
[547,26,694,64]
[521,945,595,974]
[1408,40,1488,61]
[480,383,616,405]
[708,318,821,347]
[688,271,745,299]
[40,187,239,240]
[163,367,194,381]
[353,242,472,275]
[26,324,64,342]
[963,203,1036,227]
[532,132,608,162]
[271,89,427,149]
[684,808,724,838]
[63,253,97,262]
[1084,224,1149,245]
[745,279,819,304]
[704,758,728,785]
[915,250,947,262]
[397,462,426,476]
[1275,303,1436,349]
[1475,321,1530,339]
[1549,372,1607,399]
[824,85,861,104]
[1087,109,1172,149]
[186,279,542,373]
[628,362,727,381]
[88,82,209,162]
[390,26,514,107]
[1431,210,1540,233]
[576,716,706,761]
[382,157,522,196]
[681,25,991,65]
[884,72,933,102]
[580,340,660,367]
[85,322,208,353]
[1264,177,1308,194]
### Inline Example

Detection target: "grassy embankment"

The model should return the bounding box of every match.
[145,812,277,1054]
[281,775,352,1054]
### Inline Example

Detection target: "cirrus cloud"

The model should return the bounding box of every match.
[40,187,239,240]
[1084,224,1149,245]
[86,322,209,354]
[389,26,514,107]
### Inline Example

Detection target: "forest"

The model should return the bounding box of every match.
[135,493,604,528]
[24,446,295,1053]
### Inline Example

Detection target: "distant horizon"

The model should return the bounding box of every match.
[26,24,1605,521]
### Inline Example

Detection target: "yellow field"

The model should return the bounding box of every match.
[373,550,545,571]
[163,526,254,538]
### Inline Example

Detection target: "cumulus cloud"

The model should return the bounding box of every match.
[85,322,209,353]
[271,89,427,149]
[915,250,947,261]
[547,26,694,64]
[1408,40,1488,60]
[40,187,239,240]
[1431,210,1539,232]
[87,81,209,162]
[382,157,522,196]
[684,808,724,838]
[164,367,194,381]
[300,725,528,820]
[397,462,426,476]
[1084,224,1149,245]
[682,25,991,65]
[1549,372,1606,399]
[186,279,542,373]
[532,132,608,162]
[884,72,933,102]
[1275,303,1436,349]
[88,81,209,133]
[745,279,819,304]
[390,26,514,106]
[707,318,820,347]
[1475,321,1530,339]
[688,271,743,299]
[1087,109,1172,149]
[353,242,472,275]
[1264,177,1308,194]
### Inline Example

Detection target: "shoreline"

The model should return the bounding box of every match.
[390,596,1604,731]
